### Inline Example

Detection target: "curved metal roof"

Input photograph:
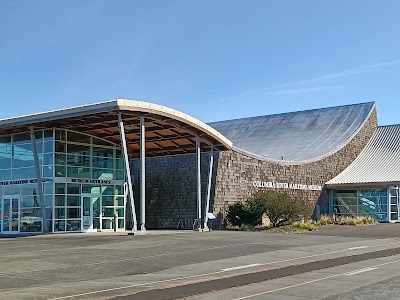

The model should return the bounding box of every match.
[0,99,232,157]
[326,125,400,187]
[209,102,375,163]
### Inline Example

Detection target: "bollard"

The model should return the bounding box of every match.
[113,213,118,232]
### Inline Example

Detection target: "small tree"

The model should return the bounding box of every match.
[252,191,307,227]
[226,199,265,227]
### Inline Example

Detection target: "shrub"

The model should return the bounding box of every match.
[252,191,308,227]
[226,198,265,227]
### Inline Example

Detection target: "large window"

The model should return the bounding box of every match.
[53,183,125,232]
[54,130,124,180]
[0,182,53,233]
[0,130,53,181]
[332,189,388,222]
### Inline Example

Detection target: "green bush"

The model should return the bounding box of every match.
[226,191,309,228]
[226,198,265,227]
[252,191,308,227]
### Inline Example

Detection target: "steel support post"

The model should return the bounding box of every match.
[203,145,214,231]
[118,114,137,232]
[30,128,48,233]
[196,136,202,230]
[140,116,146,231]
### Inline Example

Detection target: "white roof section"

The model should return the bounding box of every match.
[0,99,232,156]
[116,99,232,149]
[326,125,400,186]
[209,102,375,163]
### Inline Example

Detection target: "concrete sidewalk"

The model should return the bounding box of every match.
[304,223,400,239]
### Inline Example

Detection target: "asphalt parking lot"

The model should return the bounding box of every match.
[1,224,400,300]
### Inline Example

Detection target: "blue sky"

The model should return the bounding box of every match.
[0,0,399,125]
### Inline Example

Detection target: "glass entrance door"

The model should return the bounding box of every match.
[82,194,101,232]
[389,187,399,222]
[1,196,20,234]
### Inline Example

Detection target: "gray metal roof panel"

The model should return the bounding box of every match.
[208,102,375,163]
[326,125,400,185]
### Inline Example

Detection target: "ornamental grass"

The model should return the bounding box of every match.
[340,216,377,226]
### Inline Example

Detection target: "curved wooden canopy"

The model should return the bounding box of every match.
[0,99,233,158]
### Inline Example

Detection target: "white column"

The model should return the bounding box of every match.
[118,114,137,232]
[30,128,48,233]
[140,116,146,231]
[203,145,214,230]
[196,136,201,230]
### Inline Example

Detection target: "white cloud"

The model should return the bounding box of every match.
[285,59,400,86]
[266,85,341,96]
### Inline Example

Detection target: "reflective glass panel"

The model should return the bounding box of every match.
[55,165,66,177]
[55,195,65,206]
[67,167,91,178]
[55,220,65,231]
[21,196,41,208]
[55,207,65,219]
[118,218,124,229]
[66,220,81,231]
[43,141,54,153]
[358,189,388,222]
[44,195,53,207]
[55,142,66,153]
[13,133,31,144]
[0,158,11,169]
[102,196,114,206]
[67,184,80,195]
[12,167,36,179]
[92,157,113,169]
[66,154,90,167]
[67,196,80,206]
[92,147,113,158]
[11,198,19,232]
[20,208,42,232]
[67,144,90,156]
[102,218,113,229]
[0,169,11,181]
[42,153,54,165]
[55,183,65,194]
[43,166,53,177]
[102,186,114,196]
[3,199,10,231]
[93,169,113,180]
[67,132,91,144]
[3,185,20,195]
[55,153,66,165]
[117,208,124,217]
[55,130,66,141]
[67,208,80,219]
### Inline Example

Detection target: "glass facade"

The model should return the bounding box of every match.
[331,189,389,222]
[0,130,53,180]
[53,183,125,232]
[0,129,126,234]
[54,129,124,180]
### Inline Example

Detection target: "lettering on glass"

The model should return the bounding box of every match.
[71,178,112,184]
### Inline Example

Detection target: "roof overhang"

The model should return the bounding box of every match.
[0,99,233,158]
[325,182,400,190]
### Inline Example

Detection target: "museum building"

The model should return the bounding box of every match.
[0,99,399,235]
